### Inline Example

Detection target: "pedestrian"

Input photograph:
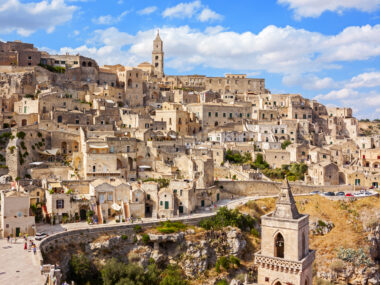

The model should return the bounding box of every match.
[7,235,10,243]
[24,241,27,250]
[33,244,36,255]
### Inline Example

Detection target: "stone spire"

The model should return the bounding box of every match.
[272,178,301,219]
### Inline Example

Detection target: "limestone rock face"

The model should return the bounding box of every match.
[310,219,334,235]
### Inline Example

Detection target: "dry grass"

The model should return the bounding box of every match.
[238,195,380,267]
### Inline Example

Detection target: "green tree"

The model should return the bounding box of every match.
[281,140,291,149]
[160,265,188,285]
[69,253,100,285]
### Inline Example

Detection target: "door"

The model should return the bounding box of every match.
[164,201,169,209]
[217,193,220,201]
[201,200,205,207]
[80,209,87,220]
[16,227,20,237]
[179,206,184,214]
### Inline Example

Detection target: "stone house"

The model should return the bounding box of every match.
[0,190,35,238]
[307,162,339,186]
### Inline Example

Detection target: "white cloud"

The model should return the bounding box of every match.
[315,88,358,100]
[138,6,157,15]
[0,0,77,36]
[347,72,380,88]
[163,1,202,19]
[197,8,223,22]
[278,0,380,19]
[162,1,221,22]
[282,74,336,90]
[59,24,380,76]
[92,10,129,25]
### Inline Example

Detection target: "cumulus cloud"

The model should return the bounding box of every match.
[0,0,77,36]
[197,8,223,22]
[59,24,380,76]
[138,6,157,15]
[314,71,380,118]
[346,72,380,88]
[162,1,202,19]
[162,1,222,22]
[278,0,380,19]
[282,74,336,90]
[92,10,129,25]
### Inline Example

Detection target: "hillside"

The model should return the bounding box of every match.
[238,195,380,284]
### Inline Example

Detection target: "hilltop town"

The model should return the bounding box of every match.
[0,33,379,285]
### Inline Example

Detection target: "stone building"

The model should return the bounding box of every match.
[152,31,164,77]
[1,190,35,238]
[254,179,315,285]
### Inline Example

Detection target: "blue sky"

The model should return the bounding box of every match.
[1,0,380,118]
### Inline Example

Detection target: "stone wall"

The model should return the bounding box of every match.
[216,180,362,198]
[39,215,211,259]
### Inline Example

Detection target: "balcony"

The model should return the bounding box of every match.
[254,250,315,273]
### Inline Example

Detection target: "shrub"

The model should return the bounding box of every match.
[142,177,170,188]
[215,256,230,273]
[250,228,260,237]
[229,255,240,267]
[330,260,345,273]
[216,280,228,285]
[134,225,142,233]
[199,207,256,232]
[142,233,150,244]
[160,265,188,285]
[68,253,100,284]
[281,140,292,149]
[156,220,187,234]
[16,131,26,139]
[337,247,373,266]
[121,234,128,240]
[225,149,252,164]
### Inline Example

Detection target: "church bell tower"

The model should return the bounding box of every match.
[152,30,164,77]
[254,179,315,285]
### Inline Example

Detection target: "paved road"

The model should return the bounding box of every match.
[0,239,45,285]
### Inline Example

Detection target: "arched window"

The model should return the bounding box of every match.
[82,62,86,67]
[274,233,284,258]
[274,282,282,285]
[88,62,92,67]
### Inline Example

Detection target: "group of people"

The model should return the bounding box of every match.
[24,235,37,255]
[6,234,37,254]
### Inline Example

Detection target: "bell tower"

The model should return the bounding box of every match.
[254,179,315,285]
[152,30,164,77]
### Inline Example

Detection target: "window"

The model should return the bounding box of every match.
[160,201,163,206]
[127,146,130,152]
[28,56,32,60]
[215,112,218,117]
[56,199,64,209]
[223,113,226,117]
[208,112,212,117]
[229,113,232,118]
[322,154,327,159]
[180,189,183,196]
[108,194,112,201]
[274,233,284,258]
[239,113,242,118]
[147,194,151,200]
[302,151,306,156]
[93,165,96,172]
[173,189,177,194]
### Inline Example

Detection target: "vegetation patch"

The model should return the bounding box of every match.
[199,207,256,232]
[156,220,187,234]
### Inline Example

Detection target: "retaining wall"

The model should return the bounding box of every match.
[216,180,362,198]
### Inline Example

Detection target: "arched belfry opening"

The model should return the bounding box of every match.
[274,233,284,258]
[274,282,282,285]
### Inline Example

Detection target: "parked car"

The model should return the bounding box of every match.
[336,192,345,196]
[354,191,372,197]
[323,192,335,196]
[310,190,320,195]
[345,193,354,197]
[35,232,48,241]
